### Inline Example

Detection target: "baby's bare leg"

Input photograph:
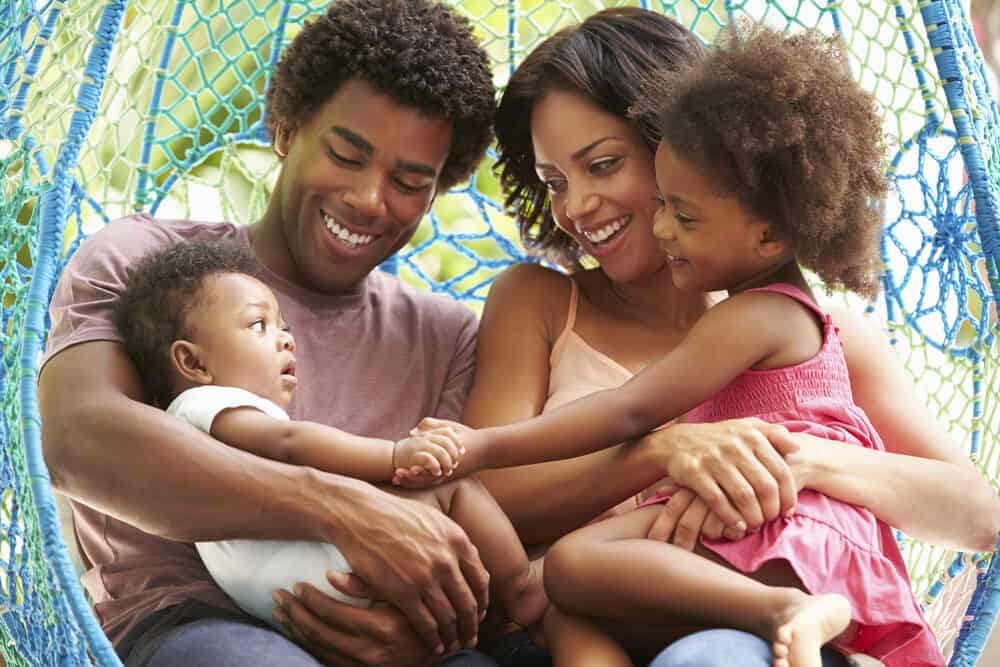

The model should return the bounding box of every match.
[545,506,850,665]
[385,478,547,628]
[544,606,633,667]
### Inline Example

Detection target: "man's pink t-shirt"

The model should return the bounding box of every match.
[41,214,478,647]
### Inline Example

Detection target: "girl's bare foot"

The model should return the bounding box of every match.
[772,593,851,667]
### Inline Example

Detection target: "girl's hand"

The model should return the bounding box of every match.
[392,432,462,482]
[412,417,487,473]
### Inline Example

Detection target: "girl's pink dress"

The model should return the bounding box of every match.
[649,283,945,666]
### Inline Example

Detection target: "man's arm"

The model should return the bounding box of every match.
[40,340,489,653]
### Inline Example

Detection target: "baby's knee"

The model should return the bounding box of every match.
[542,533,594,607]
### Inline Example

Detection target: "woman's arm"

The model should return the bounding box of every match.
[788,308,1000,552]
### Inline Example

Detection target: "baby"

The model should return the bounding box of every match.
[113,239,545,631]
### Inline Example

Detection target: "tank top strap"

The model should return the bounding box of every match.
[744,283,828,322]
[549,277,580,366]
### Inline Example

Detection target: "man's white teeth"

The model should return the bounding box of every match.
[582,217,626,244]
[322,213,375,247]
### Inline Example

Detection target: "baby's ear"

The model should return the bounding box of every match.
[170,340,213,385]
[755,223,789,259]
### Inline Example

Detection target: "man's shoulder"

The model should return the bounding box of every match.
[77,214,241,263]
[369,270,477,328]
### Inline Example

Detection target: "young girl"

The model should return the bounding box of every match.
[113,240,546,632]
[415,27,945,667]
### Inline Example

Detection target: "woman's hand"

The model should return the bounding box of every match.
[645,484,748,549]
[273,584,439,667]
[639,418,799,532]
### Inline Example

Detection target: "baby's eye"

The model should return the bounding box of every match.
[250,320,265,333]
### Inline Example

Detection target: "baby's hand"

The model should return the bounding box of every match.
[391,431,462,485]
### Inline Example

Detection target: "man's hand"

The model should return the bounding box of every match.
[333,485,489,655]
[640,418,799,531]
[273,583,438,667]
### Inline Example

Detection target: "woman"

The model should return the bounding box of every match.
[465,7,1000,664]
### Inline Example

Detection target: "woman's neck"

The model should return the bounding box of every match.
[602,265,709,331]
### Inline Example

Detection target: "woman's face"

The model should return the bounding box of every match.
[531,88,667,283]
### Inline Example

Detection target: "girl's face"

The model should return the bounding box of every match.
[652,142,779,293]
[531,89,667,283]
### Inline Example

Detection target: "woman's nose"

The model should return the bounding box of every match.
[564,184,599,223]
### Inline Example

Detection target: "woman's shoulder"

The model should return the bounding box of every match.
[484,263,577,341]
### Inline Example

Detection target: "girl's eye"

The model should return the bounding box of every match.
[250,320,265,333]
[653,195,665,209]
[675,212,695,226]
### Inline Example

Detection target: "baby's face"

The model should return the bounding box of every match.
[185,273,298,407]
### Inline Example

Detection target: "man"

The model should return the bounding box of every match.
[38,1,508,664]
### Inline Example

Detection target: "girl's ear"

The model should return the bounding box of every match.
[170,340,213,385]
[756,223,789,259]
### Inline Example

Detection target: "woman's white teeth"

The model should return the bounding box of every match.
[323,213,375,247]
[582,218,626,244]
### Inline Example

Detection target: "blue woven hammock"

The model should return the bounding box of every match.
[1,0,998,665]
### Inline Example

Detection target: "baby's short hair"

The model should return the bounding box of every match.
[114,240,257,406]
[636,26,888,297]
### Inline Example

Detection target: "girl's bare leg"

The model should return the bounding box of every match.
[386,478,548,628]
[544,506,850,667]
[544,606,634,667]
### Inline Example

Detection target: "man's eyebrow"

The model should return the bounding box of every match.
[535,136,619,171]
[331,127,437,178]
[331,126,373,154]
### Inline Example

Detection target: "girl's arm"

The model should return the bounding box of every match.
[211,407,397,482]
[786,308,1000,552]
[466,291,799,471]
[466,265,672,543]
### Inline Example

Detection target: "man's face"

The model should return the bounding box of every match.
[271,78,454,294]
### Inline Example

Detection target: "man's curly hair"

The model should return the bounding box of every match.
[635,26,887,297]
[114,240,258,407]
[495,8,706,269]
[265,0,495,191]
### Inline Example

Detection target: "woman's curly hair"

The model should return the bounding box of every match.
[635,26,887,297]
[114,240,258,407]
[494,8,706,269]
[266,0,495,191]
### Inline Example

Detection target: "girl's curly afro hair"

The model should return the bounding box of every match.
[636,26,888,297]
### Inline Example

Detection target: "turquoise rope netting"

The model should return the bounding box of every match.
[1,0,998,665]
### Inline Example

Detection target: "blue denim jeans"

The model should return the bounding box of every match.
[121,600,502,667]
[648,629,850,667]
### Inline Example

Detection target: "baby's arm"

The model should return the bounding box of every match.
[450,292,810,472]
[211,408,459,483]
